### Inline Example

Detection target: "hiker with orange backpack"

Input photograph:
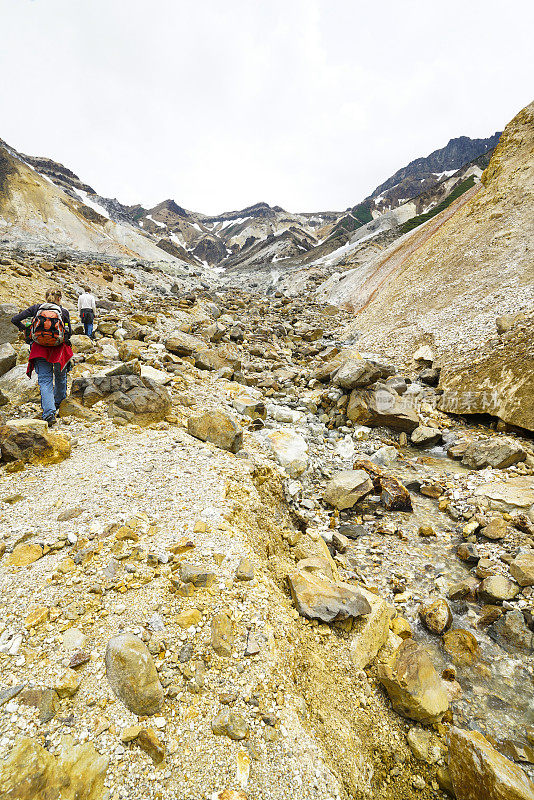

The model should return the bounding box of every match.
[11,288,73,426]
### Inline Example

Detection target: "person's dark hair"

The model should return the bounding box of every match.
[83,285,91,293]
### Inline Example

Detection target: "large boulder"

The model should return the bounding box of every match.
[462,438,526,470]
[510,552,534,586]
[438,316,534,433]
[164,330,207,357]
[194,348,241,375]
[347,387,420,432]
[333,358,394,390]
[378,639,449,724]
[188,409,243,453]
[265,429,308,477]
[0,342,16,377]
[448,726,534,800]
[323,469,373,510]
[71,373,170,423]
[70,334,95,354]
[288,559,371,624]
[105,633,163,716]
[477,476,534,514]
[0,364,39,405]
[0,303,18,344]
[0,736,109,800]
[349,588,394,669]
[0,419,71,466]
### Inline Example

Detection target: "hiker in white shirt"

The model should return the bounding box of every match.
[78,286,97,338]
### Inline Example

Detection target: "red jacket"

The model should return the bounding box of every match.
[27,342,74,377]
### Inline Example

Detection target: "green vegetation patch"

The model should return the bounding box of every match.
[398,175,476,235]
[328,201,373,241]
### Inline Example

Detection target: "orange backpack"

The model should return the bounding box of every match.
[30,304,65,347]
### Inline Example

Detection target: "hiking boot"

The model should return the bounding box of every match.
[45,415,57,428]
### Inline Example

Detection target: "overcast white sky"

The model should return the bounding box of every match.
[0,0,532,214]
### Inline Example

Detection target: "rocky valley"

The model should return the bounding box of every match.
[0,101,532,800]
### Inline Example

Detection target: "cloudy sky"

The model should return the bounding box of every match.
[1,0,532,214]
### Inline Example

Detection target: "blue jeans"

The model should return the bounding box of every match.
[34,359,68,420]
[84,320,94,337]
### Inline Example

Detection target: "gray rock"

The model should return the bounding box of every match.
[0,343,16,377]
[462,438,526,470]
[0,364,39,405]
[0,304,18,344]
[333,358,394,390]
[489,610,534,653]
[105,634,163,716]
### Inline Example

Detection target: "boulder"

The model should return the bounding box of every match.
[489,610,534,653]
[347,387,420,432]
[194,348,240,374]
[71,374,171,423]
[323,469,373,510]
[478,575,520,604]
[475,477,534,516]
[105,633,163,716]
[165,330,207,356]
[448,726,534,800]
[0,342,16,377]
[70,334,95,354]
[481,517,508,540]
[419,599,453,635]
[438,316,534,433]
[288,561,371,624]
[0,303,18,344]
[380,476,412,510]
[0,419,71,466]
[333,358,394,390]
[0,364,39,405]
[419,367,441,386]
[413,345,435,364]
[140,365,172,385]
[378,639,449,724]
[265,429,308,477]
[188,410,243,453]
[232,394,266,420]
[462,438,526,470]
[0,736,109,800]
[443,629,480,665]
[510,552,534,586]
[8,542,43,566]
[211,711,249,740]
[118,339,144,361]
[349,588,394,669]
[58,397,100,422]
[411,425,442,447]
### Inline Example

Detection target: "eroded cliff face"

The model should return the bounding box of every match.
[334,101,533,365]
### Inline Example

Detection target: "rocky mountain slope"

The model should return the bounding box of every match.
[0,141,188,267]
[1,235,534,800]
[1,128,502,287]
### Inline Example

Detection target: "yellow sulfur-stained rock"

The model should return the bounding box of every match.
[449,726,534,800]
[8,543,43,567]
